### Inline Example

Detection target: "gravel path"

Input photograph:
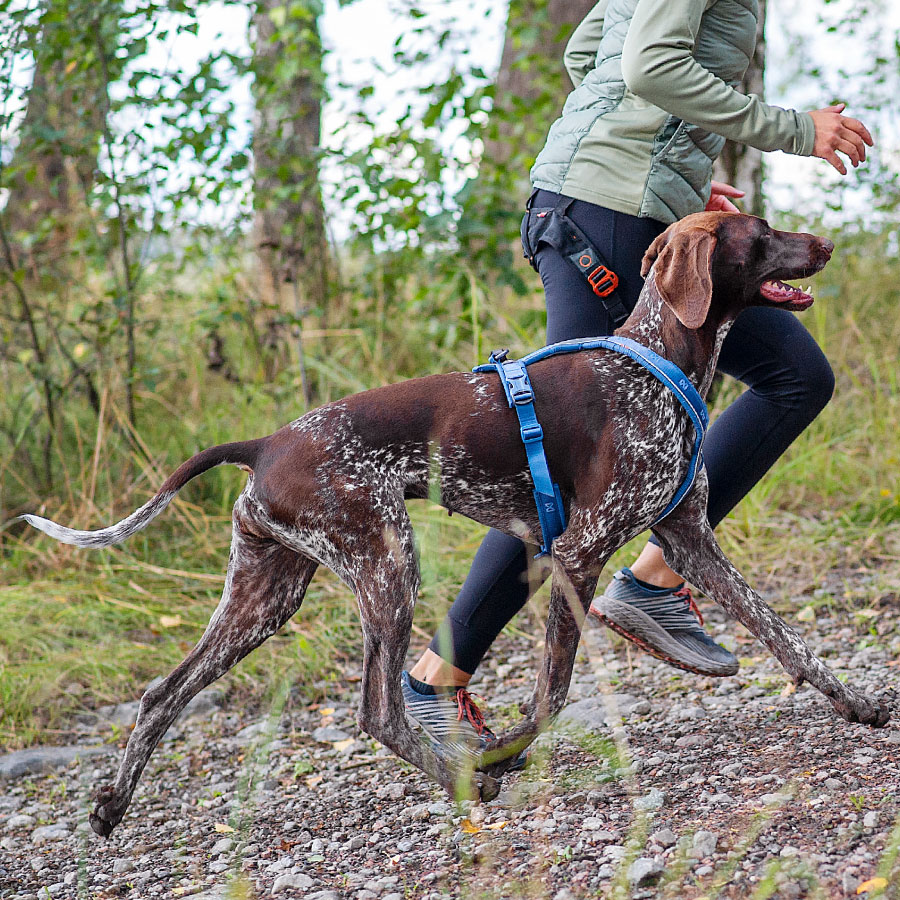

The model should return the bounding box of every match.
[2,581,899,900]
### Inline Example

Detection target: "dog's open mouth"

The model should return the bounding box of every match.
[760,279,814,310]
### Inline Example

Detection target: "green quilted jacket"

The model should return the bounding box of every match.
[530,0,815,223]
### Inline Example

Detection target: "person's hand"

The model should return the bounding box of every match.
[808,103,873,175]
[705,181,744,213]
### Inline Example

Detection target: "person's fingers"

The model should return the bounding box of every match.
[839,131,866,163]
[836,138,862,167]
[720,197,741,213]
[825,149,847,175]
[710,181,745,197]
[841,116,874,146]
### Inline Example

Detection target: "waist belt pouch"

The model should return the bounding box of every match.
[519,202,630,325]
[520,206,570,273]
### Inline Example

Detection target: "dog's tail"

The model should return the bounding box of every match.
[20,439,264,548]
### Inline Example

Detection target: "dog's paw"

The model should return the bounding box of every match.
[475,772,501,803]
[832,694,891,728]
[90,785,126,838]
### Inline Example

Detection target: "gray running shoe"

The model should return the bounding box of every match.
[589,568,738,677]
[401,672,527,770]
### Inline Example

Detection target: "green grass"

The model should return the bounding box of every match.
[1,224,899,747]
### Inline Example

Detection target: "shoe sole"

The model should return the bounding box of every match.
[589,597,739,677]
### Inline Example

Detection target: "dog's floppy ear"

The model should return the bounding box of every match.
[642,227,718,329]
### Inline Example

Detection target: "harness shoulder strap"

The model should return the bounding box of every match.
[473,350,566,556]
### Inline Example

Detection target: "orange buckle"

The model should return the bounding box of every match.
[587,264,618,298]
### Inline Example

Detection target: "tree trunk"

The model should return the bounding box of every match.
[713,0,767,216]
[3,0,109,277]
[252,0,328,322]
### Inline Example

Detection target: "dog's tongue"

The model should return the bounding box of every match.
[760,280,813,304]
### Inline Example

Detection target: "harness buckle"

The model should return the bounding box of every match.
[587,264,619,298]
[489,348,510,363]
[520,422,543,443]
[506,372,534,406]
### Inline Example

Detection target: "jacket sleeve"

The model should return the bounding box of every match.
[564,1,610,88]
[620,0,815,156]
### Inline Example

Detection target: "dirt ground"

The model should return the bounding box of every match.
[2,571,899,900]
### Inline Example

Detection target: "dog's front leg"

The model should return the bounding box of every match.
[481,558,600,775]
[652,479,890,727]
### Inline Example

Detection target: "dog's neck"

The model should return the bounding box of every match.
[616,270,733,400]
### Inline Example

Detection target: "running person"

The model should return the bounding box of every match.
[401,0,873,755]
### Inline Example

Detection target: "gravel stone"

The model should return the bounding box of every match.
[650,827,677,848]
[634,788,665,811]
[692,830,718,858]
[272,872,314,893]
[31,825,70,845]
[628,857,664,886]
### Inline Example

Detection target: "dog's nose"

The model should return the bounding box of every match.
[820,237,835,257]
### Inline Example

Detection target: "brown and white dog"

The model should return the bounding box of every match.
[23,212,890,837]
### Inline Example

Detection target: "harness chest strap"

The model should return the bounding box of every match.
[474,336,709,555]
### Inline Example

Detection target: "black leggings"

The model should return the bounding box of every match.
[429,191,835,674]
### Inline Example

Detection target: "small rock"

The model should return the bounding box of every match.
[312,726,351,743]
[31,824,70,845]
[179,688,223,721]
[581,817,605,831]
[346,835,367,851]
[824,778,843,791]
[634,788,665,811]
[235,721,270,743]
[0,746,106,780]
[674,734,708,749]
[841,872,860,895]
[597,864,615,879]
[7,814,36,830]
[211,837,233,856]
[554,890,578,900]
[780,845,800,858]
[692,830,718,858]
[761,792,791,806]
[376,782,406,801]
[695,865,714,876]
[272,872,314,894]
[628,857,664,887]
[112,858,135,874]
[651,827,677,848]
[309,838,325,853]
[863,811,879,828]
[307,892,340,900]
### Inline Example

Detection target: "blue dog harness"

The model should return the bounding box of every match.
[474,336,709,556]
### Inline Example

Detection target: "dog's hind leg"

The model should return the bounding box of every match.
[348,514,500,802]
[651,474,890,728]
[482,551,601,775]
[90,522,318,837]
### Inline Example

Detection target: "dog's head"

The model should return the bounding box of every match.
[641,212,834,329]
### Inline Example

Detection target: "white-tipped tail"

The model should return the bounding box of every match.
[21,491,177,548]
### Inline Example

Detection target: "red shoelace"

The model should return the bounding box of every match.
[455,689,495,738]
[674,585,704,626]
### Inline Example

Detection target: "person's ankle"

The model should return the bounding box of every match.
[626,567,684,593]
[408,649,472,689]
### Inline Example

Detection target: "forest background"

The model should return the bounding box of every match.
[0,0,898,748]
